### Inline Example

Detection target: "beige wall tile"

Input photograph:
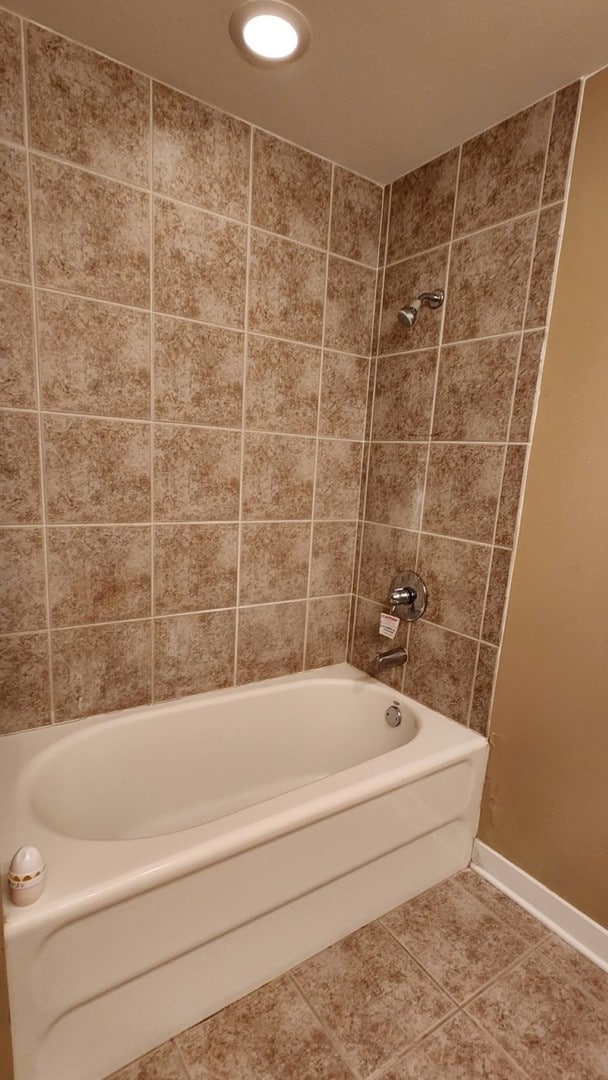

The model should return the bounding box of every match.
[305,596,349,669]
[314,439,362,520]
[372,350,436,440]
[154,316,243,428]
[0,528,46,633]
[358,522,418,604]
[380,245,449,353]
[455,99,552,235]
[405,620,478,724]
[154,424,240,521]
[388,149,459,262]
[0,282,36,408]
[432,336,520,442]
[252,129,331,247]
[153,82,250,220]
[52,620,151,720]
[240,521,311,604]
[0,9,23,143]
[154,523,238,614]
[423,444,504,544]
[0,144,30,282]
[543,82,580,204]
[245,335,320,436]
[310,520,357,596]
[445,215,536,341]
[0,633,50,733]
[510,329,544,441]
[32,156,149,306]
[248,230,326,345]
[417,533,491,638]
[325,256,376,355]
[0,410,41,524]
[242,431,315,519]
[27,24,149,185]
[38,292,150,418]
[47,525,150,626]
[495,444,526,547]
[154,610,235,701]
[237,601,306,684]
[44,414,150,523]
[482,546,511,644]
[319,351,369,440]
[525,202,562,328]
[154,197,247,326]
[365,442,427,530]
[330,167,382,266]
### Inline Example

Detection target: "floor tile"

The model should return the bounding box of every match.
[176,976,352,1080]
[382,878,529,1002]
[382,1012,526,1079]
[454,870,548,944]
[539,934,608,1010]
[293,921,452,1077]
[468,950,608,1079]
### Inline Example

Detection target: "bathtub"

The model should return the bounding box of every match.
[0,662,487,1080]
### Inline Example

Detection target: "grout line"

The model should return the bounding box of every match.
[21,18,56,725]
[349,183,392,661]
[383,200,564,271]
[288,973,361,1079]
[0,404,368,443]
[171,1036,195,1080]
[303,163,334,669]
[0,273,376,362]
[1,136,378,269]
[460,1009,532,1077]
[233,125,254,687]
[411,141,463,698]
[366,1010,463,1080]
[0,594,353,642]
[1,517,359,528]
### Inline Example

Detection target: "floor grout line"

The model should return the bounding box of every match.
[288,972,362,1079]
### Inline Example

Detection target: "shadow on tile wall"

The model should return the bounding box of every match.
[0,7,384,733]
[350,82,580,733]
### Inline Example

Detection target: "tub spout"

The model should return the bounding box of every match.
[373,646,408,673]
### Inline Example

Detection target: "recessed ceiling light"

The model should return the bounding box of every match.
[230,2,311,66]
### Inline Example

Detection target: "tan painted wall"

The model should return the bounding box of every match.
[479,67,608,929]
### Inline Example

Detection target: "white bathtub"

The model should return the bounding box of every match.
[0,663,487,1080]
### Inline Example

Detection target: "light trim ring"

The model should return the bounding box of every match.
[230,1,311,66]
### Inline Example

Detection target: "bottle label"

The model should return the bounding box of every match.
[379,612,400,639]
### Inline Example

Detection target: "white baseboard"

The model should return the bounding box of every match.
[471,840,608,973]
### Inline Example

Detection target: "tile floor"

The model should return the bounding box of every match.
[106,869,608,1080]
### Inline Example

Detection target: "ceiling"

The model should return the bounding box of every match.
[7,0,608,183]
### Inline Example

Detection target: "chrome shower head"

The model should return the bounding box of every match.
[398,301,420,327]
[398,288,444,328]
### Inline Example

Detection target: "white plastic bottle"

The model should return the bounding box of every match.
[8,846,46,906]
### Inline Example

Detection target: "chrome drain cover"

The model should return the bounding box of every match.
[385,704,402,728]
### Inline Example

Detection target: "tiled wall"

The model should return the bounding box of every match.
[0,8,384,734]
[350,83,580,732]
